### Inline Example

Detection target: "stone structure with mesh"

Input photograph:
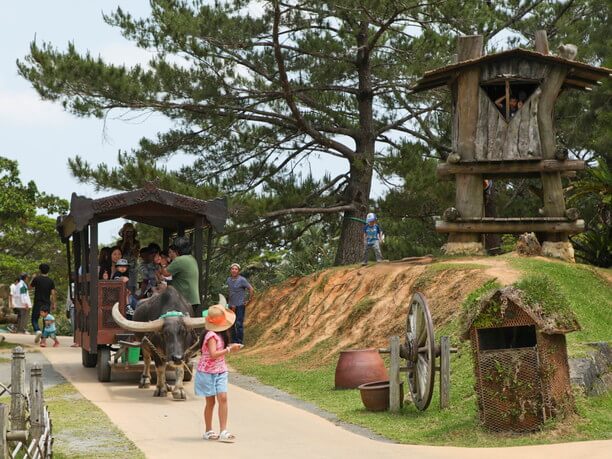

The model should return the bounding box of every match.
[461,286,579,432]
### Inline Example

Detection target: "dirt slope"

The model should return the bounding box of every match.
[244,257,521,364]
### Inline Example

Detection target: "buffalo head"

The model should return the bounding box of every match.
[112,303,208,364]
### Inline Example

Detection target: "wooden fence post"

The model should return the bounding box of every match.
[440,336,451,409]
[10,346,27,431]
[389,336,401,412]
[29,364,45,443]
[0,404,8,459]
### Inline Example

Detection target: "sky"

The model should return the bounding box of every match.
[1,2,172,243]
[1,2,517,245]
[1,1,357,244]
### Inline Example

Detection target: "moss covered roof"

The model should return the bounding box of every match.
[460,285,581,340]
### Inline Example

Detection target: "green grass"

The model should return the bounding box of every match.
[47,383,145,459]
[0,382,144,458]
[413,262,487,290]
[509,258,611,348]
[232,259,612,446]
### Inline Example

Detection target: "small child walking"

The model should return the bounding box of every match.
[195,305,242,442]
[39,309,60,347]
[362,212,384,265]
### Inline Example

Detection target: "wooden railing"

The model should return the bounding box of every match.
[0,347,53,458]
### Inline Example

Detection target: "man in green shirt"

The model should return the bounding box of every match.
[163,236,200,316]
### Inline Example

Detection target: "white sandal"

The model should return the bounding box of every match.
[218,430,235,443]
[203,430,218,440]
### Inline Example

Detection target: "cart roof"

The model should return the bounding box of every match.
[412,48,612,93]
[57,182,228,238]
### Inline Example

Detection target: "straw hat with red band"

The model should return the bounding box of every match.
[205,305,236,332]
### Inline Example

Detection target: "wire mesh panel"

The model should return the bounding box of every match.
[477,347,545,432]
[538,333,573,416]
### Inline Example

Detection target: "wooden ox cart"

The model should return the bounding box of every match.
[56,182,227,382]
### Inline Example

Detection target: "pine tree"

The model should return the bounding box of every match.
[18,0,561,264]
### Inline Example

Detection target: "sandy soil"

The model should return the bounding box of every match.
[244,257,518,364]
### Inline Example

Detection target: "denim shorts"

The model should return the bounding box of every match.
[194,371,228,397]
[42,331,56,339]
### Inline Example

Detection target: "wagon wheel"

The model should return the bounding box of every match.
[404,292,436,411]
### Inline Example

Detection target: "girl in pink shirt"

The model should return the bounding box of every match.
[195,305,241,442]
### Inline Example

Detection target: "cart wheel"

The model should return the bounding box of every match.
[183,362,194,382]
[82,348,97,368]
[97,346,112,382]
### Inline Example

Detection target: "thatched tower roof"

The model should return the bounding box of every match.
[460,286,580,340]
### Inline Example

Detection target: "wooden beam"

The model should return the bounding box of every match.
[437,159,585,178]
[534,30,550,54]
[440,336,450,410]
[436,219,584,234]
[89,221,99,354]
[539,44,576,243]
[451,35,484,245]
[389,336,401,413]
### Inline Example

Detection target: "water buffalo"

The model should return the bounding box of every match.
[111,286,207,400]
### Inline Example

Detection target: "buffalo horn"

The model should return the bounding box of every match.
[183,316,207,329]
[111,303,164,333]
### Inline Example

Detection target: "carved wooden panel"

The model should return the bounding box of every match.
[475,87,542,160]
[480,58,549,81]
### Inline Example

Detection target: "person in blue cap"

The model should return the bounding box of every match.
[362,213,384,265]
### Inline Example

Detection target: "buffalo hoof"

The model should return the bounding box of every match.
[153,387,168,397]
[138,377,151,389]
[172,388,187,401]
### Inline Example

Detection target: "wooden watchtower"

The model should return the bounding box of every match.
[412,31,611,260]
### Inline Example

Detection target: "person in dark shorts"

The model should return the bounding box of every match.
[30,263,56,343]
[226,263,254,344]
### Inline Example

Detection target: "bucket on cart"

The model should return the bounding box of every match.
[127,347,140,364]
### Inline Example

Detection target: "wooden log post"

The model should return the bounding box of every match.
[447,35,484,254]
[534,30,550,54]
[536,30,574,246]
[10,346,27,431]
[29,364,44,442]
[440,336,450,409]
[0,404,8,459]
[389,336,401,413]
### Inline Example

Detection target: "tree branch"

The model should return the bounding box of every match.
[265,204,356,218]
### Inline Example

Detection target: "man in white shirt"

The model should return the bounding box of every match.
[11,273,32,333]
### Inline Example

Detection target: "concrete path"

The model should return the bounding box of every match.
[4,334,610,459]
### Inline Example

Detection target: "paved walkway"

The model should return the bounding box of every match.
[4,334,611,459]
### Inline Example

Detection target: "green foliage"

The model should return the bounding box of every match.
[515,274,576,325]
[501,234,517,253]
[45,382,144,458]
[0,157,69,311]
[461,279,502,317]
[510,258,611,345]
[568,160,612,267]
[377,144,453,258]
[232,257,611,446]
[17,0,569,265]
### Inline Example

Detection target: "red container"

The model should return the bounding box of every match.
[334,348,388,389]
[358,380,404,412]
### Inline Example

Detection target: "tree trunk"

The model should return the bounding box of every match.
[334,21,375,265]
[335,159,373,265]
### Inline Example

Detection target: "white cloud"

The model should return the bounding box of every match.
[0,88,72,126]
[97,42,155,68]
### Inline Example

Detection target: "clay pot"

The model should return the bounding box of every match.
[358,380,404,412]
[334,348,388,389]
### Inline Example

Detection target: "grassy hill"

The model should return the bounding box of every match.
[232,255,612,446]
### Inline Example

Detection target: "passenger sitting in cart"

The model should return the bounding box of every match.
[112,259,137,318]
[137,246,159,300]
